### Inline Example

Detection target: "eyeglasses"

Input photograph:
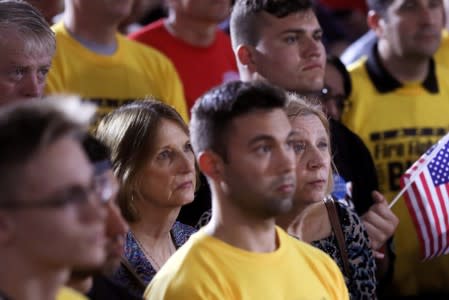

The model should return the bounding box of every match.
[93,172,119,204]
[319,86,347,110]
[0,174,119,210]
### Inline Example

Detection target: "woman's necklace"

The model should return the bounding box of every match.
[132,232,175,271]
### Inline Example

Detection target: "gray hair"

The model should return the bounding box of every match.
[0,0,56,54]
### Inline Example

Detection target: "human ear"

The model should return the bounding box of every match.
[197,150,224,182]
[236,44,258,73]
[367,10,385,38]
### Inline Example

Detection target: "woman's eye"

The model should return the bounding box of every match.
[157,150,171,160]
[292,142,306,153]
[318,141,329,150]
[184,142,193,153]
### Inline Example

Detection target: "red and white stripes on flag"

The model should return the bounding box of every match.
[399,133,449,260]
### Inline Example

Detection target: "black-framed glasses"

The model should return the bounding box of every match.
[93,172,119,204]
[0,175,118,210]
[319,86,347,110]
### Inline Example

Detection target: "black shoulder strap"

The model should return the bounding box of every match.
[324,196,352,278]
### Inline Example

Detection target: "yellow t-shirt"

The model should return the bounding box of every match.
[435,30,449,68]
[144,227,348,300]
[46,22,188,123]
[343,55,449,295]
[56,287,88,300]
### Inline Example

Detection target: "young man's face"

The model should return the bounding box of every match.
[219,108,297,219]
[0,31,52,106]
[378,0,445,59]
[247,9,326,94]
[9,136,107,270]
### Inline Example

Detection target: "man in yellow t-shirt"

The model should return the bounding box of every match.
[434,30,449,67]
[343,0,449,297]
[46,0,188,123]
[144,80,349,300]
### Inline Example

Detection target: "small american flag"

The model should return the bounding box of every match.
[400,134,449,260]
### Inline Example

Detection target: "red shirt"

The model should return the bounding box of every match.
[129,20,239,112]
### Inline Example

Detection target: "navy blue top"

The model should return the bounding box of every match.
[112,221,196,298]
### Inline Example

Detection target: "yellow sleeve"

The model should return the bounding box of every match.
[45,55,64,95]
[56,287,88,300]
[45,23,65,95]
[314,246,350,300]
[145,282,223,300]
[144,269,226,300]
[161,61,189,123]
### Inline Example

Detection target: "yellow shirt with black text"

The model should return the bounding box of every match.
[343,54,449,296]
[46,22,188,123]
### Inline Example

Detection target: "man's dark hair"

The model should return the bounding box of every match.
[366,0,394,16]
[230,0,313,49]
[0,96,92,205]
[82,134,113,177]
[82,134,111,164]
[190,80,287,162]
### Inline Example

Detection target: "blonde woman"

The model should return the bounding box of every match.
[277,95,376,299]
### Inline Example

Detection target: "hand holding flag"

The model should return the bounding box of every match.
[391,132,449,260]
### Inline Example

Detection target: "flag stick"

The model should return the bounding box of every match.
[389,132,449,209]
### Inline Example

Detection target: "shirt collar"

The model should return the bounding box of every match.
[365,43,439,94]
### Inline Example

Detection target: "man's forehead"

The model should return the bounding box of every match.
[0,47,53,67]
[229,109,291,139]
[0,29,53,64]
[259,10,319,30]
[19,137,93,200]
[388,0,439,10]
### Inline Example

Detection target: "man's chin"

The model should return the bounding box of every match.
[70,257,120,278]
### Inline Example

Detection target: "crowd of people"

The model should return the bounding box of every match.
[0,0,448,299]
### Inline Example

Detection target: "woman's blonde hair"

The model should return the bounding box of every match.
[285,93,335,195]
